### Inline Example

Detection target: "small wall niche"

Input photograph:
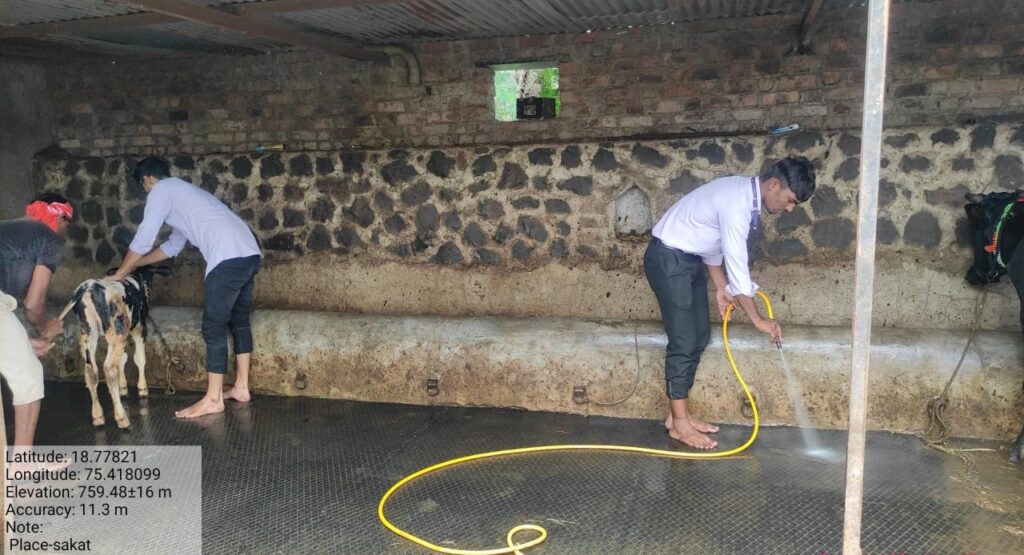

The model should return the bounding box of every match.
[614,185,653,240]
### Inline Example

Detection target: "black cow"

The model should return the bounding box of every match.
[57,265,170,428]
[964,190,1024,463]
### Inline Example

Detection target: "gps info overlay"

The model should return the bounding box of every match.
[4,446,201,554]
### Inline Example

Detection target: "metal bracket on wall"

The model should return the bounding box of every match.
[572,385,588,405]
[741,392,757,419]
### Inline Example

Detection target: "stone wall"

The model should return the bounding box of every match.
[43,0,1024,156]
[37,123,1024,331]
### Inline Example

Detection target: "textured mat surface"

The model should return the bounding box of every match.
[9,381,1023,554]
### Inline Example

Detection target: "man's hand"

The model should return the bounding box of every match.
[753,317,782,347]
[41,317,64,341]
[106,250,146,283]
[30,337,54,357]
[715,288,735,318]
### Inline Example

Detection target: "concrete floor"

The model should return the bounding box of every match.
[8,381,1024,554]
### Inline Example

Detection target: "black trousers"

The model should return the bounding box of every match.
[643,237,711,400]
[202,255,260,374]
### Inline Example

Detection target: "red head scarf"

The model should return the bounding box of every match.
[25,200,73,233]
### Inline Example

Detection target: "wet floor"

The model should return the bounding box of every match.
[7,381,1024,554]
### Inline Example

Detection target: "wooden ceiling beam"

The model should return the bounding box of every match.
[797,0,825,53]
[0,12,175,39]
[111,0,388,62]
[229,0,405,17]
[0,0,409,40]
[1,0,398,63]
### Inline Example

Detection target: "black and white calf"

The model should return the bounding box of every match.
[58,266,170,428]
[964,190,1024,464]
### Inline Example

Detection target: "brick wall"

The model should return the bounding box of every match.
[45,0,1024,156]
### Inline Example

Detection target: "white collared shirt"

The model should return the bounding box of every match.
[129,177,261,276]
[652,175,761,298]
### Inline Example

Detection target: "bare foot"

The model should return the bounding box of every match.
[175,396,224,419]
[688,415,719,434]
[665,411,719,434]
[668,418,718,450]
[223,386,251,403]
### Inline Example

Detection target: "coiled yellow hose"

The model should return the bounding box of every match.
[378,292,774,554]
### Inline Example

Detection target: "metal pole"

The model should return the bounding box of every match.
[1,384,6,545]
[843,1,891,554]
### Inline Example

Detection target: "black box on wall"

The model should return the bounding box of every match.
[516,97,557,119]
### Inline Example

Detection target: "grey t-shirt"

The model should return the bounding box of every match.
[0,218,65,299]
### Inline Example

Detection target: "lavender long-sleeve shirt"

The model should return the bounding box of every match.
[128,177,260,276]
[652,175,761,298]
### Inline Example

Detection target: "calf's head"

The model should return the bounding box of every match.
[131,265,173,286]
[103,265,172,286]
[129,265,172,306]
[963,191,1024,285]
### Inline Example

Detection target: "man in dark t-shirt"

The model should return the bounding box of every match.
[0,193,73,452]
[0,219,66,299]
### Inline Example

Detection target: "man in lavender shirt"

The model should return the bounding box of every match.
[109,156,262,419]
[645,156,816,449]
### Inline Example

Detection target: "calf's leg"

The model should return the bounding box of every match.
[1007,260,1024,464]
[80,330,104,427]
[131,328,148,397]
[103,333,131,429]
[118,351,129,397]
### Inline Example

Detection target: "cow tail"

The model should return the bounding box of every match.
[57,282,89,321]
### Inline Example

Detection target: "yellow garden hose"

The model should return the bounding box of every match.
[378,291,774,554]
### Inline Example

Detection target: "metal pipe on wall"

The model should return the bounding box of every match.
[843,0,892,553]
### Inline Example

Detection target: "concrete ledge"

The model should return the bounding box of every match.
[44,307,1024,441]
[47,258,1024,333]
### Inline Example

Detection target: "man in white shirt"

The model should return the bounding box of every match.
[109,156,262,419]
[645,156,816,449]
